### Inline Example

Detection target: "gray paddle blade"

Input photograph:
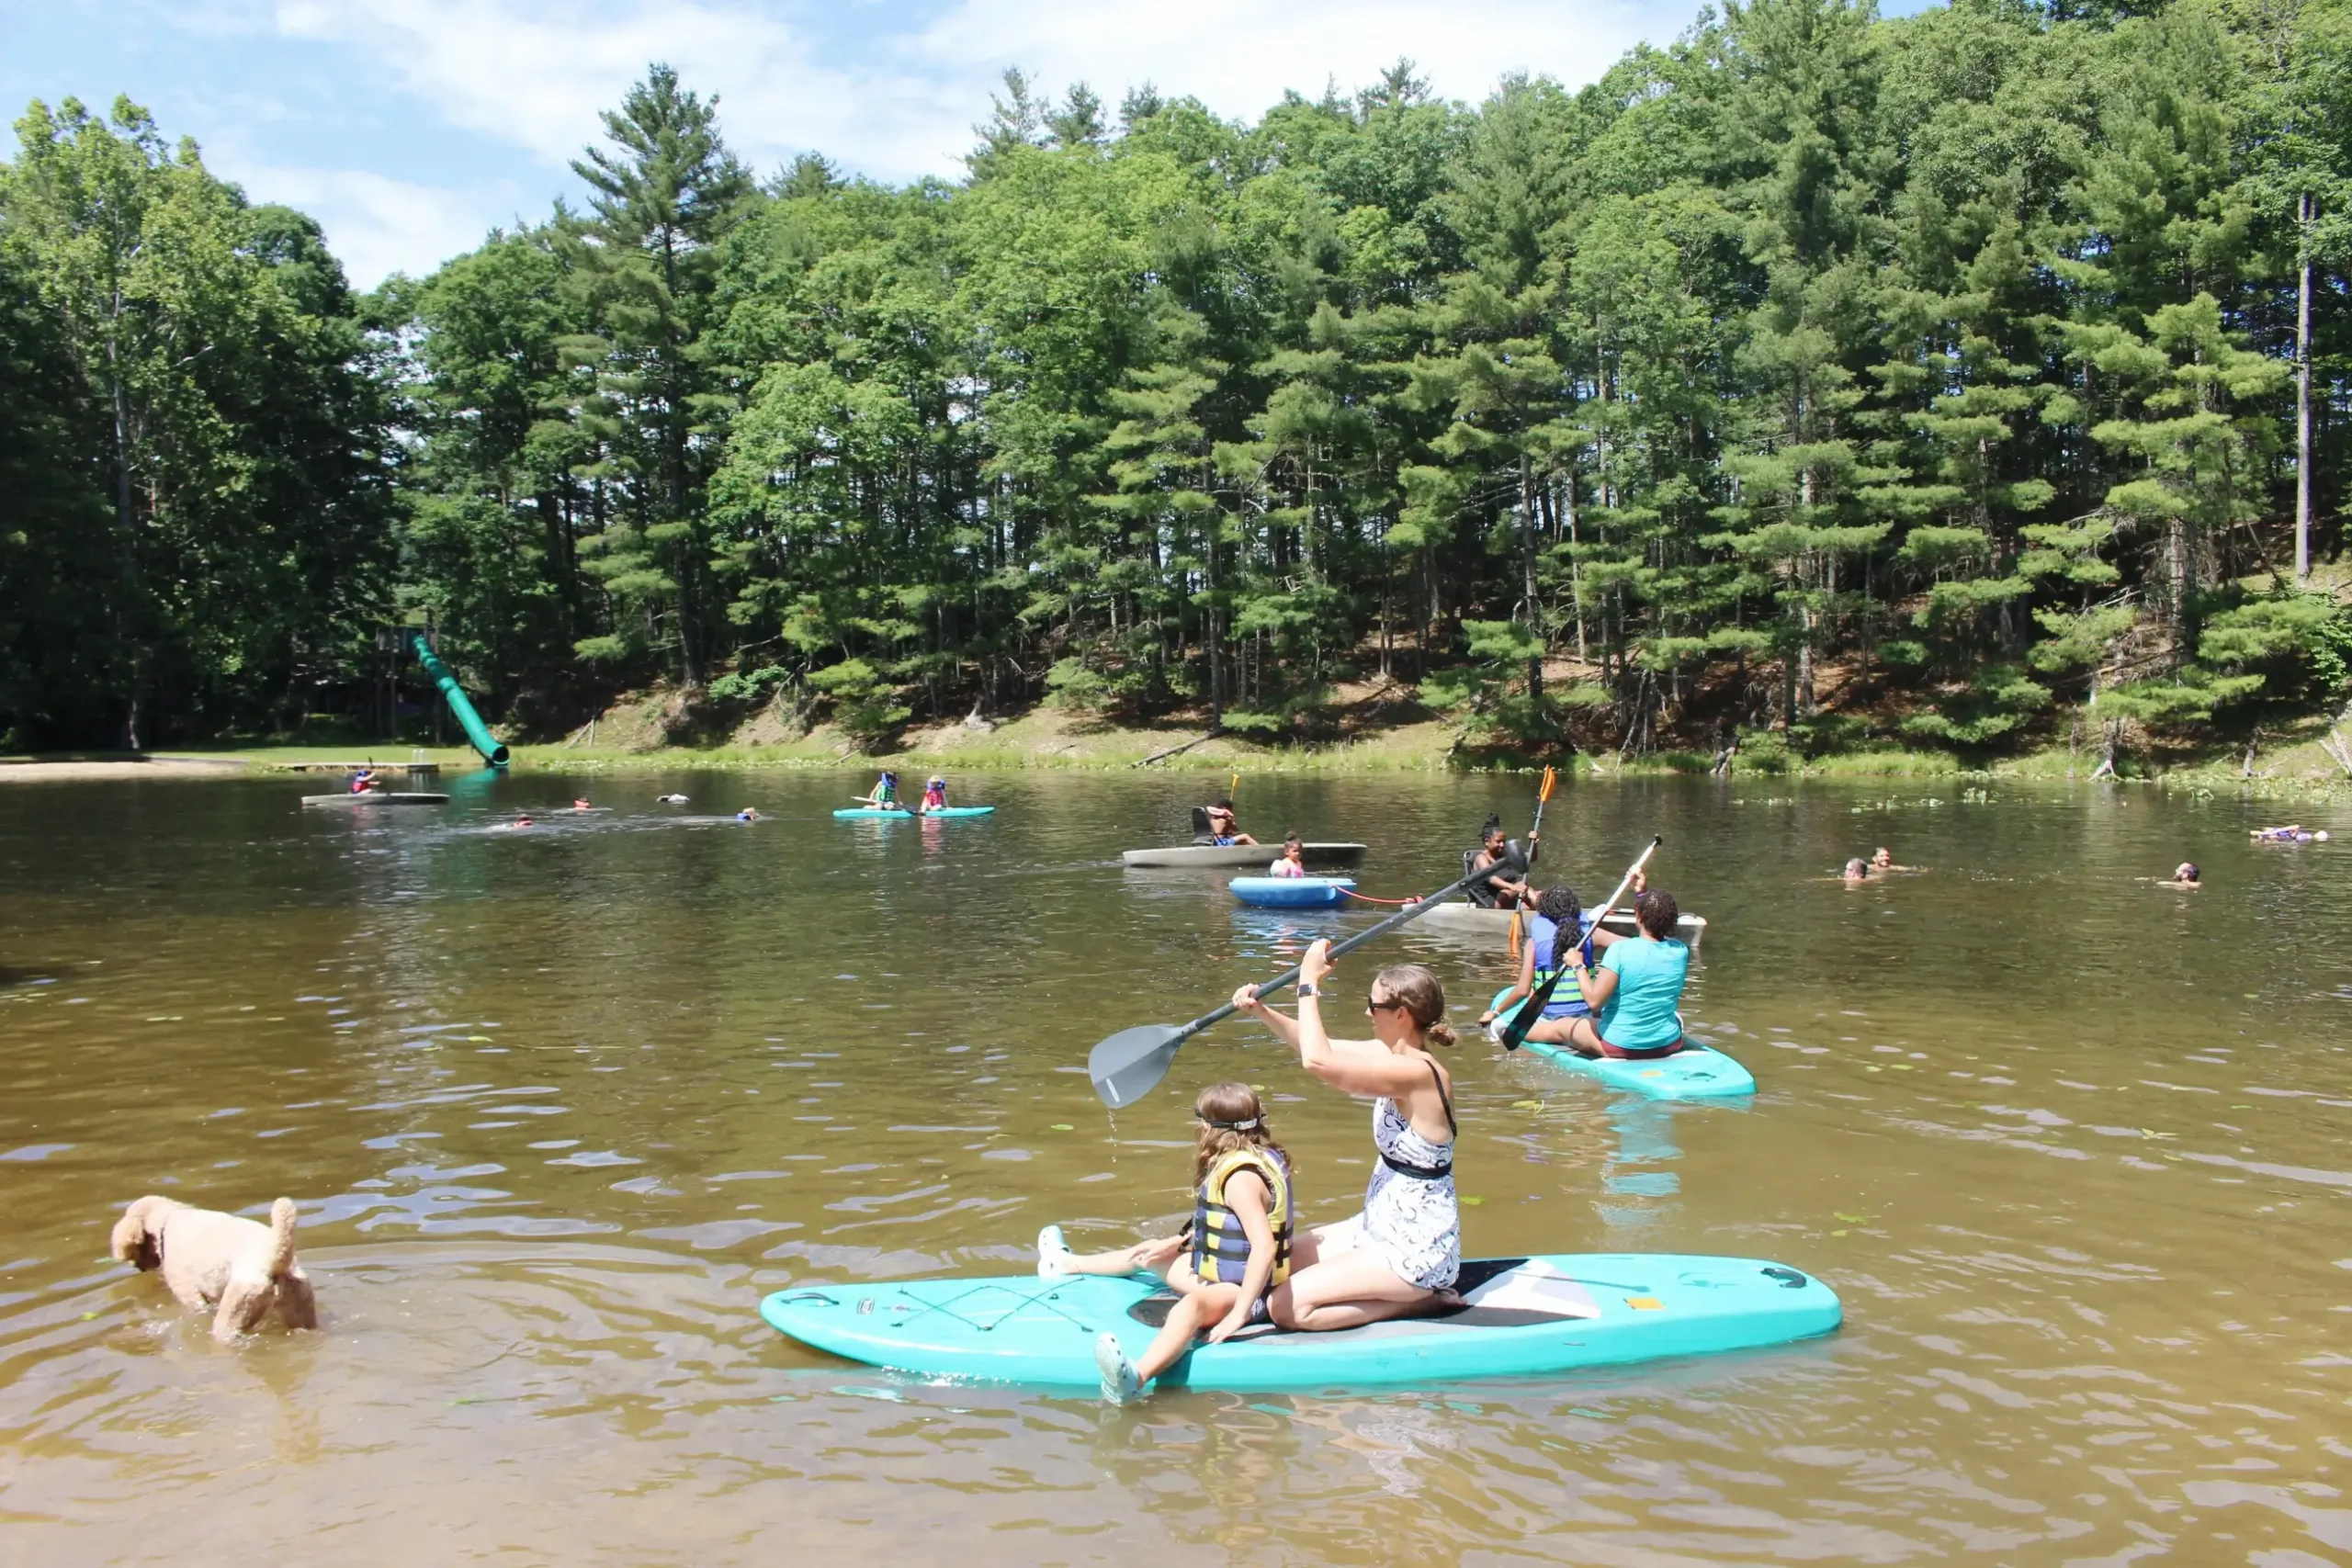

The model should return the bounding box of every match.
[1089,1024,1186,1109]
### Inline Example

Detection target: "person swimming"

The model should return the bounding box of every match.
[1872,846,1894,870]
[571,798,593,811]
[1268,833,1308,878]
[2158,862,2201,889]
[736,807,760,822]
[656,794,689,805]
[2251,824,2330,842]
[494,815,535,831]
[1842,857,1871,883]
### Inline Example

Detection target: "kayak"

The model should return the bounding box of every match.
[1229,875,1356,909]
[1419,900,1707,948]
[1124,841,1367,869]
[758,1252,1838,1391]
[832,806,996,818]
[300,792,449,807]
[1487,986,1756,1100]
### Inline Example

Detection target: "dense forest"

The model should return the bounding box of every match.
[6,0,2352,763]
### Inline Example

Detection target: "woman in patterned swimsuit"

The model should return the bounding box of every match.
[1231,938,1460,1330]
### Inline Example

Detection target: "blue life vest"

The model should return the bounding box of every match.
[1530,913,1596,1019]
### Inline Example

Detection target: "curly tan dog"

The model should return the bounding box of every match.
[109,1195,319,1341]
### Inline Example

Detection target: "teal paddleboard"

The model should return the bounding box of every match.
[832,806,996,818]
[1487,987,1757,1100]
[758,1253,1837,1390]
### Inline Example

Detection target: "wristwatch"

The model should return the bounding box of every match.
[1296,984,1319,998]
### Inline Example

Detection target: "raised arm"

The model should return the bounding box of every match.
[1290,940,1450,1099]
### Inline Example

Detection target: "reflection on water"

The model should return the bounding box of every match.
[1,772,2348,1563]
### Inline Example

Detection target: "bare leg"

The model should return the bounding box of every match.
[1058,1235,1182,1278]
[1521,1012,1585,1045]
[1267,1248,1437,1333]
[1558,1015,1610,1059]
[1134,1282,1240,1385]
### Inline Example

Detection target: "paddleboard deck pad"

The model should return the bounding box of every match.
[832,806,996,818]
[759,1252,1836,1390]
[1487,987,1756,1099]
[1229,875,1356,908]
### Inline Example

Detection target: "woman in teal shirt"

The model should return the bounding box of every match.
[1558,888,1690,1058]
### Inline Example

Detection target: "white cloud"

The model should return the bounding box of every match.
[908,0,1663,129]
[269,0,1673,186]
[224,162,523,285]
[217,0,1679,279]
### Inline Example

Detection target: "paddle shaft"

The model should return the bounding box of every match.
[1507,766,1558,948]
[1169,859,1526,1043]
[1500,835,1661,1048]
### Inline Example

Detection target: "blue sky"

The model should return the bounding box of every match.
[3,0,1927,288]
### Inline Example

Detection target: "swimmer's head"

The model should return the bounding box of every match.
[2174,862,2199,883]
[1843,858,1869,879]
[2316,831,2333,842]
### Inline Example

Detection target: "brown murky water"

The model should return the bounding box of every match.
[1,772,2346,1565]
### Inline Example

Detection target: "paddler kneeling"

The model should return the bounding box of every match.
[917,774,950,814]
[1550,887,1691,1060]
[1036,1083,1294,1404]
[1235,942,1461,1334]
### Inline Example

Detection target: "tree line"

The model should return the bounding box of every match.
[5,0,2351,761]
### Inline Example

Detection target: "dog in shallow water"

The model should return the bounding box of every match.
[109,1195,319,1341]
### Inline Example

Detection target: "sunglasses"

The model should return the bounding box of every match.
[1365,994,1405,1013]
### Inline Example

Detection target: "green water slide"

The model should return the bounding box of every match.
[413,635,510,768]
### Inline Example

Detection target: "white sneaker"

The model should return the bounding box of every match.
[1094,1332,1140,1404]
[1036,1224,1072,1280]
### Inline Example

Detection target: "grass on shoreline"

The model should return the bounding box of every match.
[14,697,2346,798]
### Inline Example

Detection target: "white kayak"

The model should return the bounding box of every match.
[1123,841,1368,869]
[1417,900,1707,947]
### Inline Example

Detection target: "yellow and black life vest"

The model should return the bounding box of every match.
[1188,1148,1293,1288]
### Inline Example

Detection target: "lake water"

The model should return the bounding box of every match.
[1,771,2346,1565]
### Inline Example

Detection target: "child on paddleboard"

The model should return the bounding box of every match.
[859,771,902,810]
[919,775,949,813]
[1035,1082,1294,1404]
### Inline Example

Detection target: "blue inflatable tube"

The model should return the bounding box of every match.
[1229,875,1356,908]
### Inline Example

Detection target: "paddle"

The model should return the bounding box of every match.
[1507,766,1559,959]
[1498,835,1663,1051]
[1089,809,1548,1111]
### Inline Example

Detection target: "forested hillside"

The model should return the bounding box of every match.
[6,0,2352,765]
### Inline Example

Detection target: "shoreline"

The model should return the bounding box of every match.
[10,713,2346,796]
